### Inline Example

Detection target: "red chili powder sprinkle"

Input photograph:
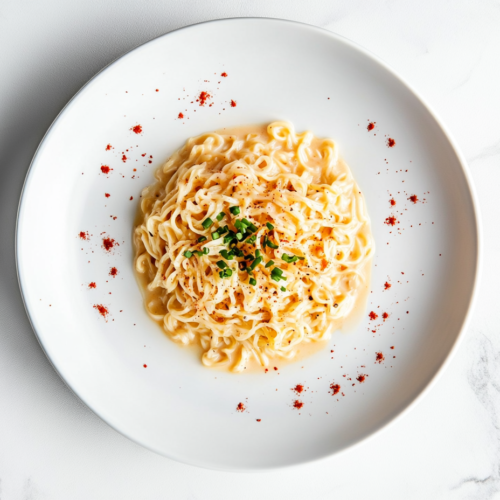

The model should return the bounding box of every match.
[385,216,398,226]
[409,194,419,203]
[102,237,116,251]
[79,231,88,240]
[376,352,385,363]
[100,165,111,174]
[178,112,184,119]
[274,367,278,371]
[390,198,396,206]
[236,402,245,412]
[382,312,389,320]
[88,282,96,289]
[130,196,133,201]
[156,89,159,92]
[293,384,304,394]
[109,267,118,277]
[384,281,392,290]
[256,419,261,422]
[121,155,127,163]
[367,122,375,131]
[197,91,211,106]
[93,304,109,318]
[105,144,112,151]
[105,193,110,198]
[390,346,395,350]
[330,383,341,396]
[230,100,237,107]
[221,72,228,77]
[131,124,143,134]
[143,364,147,368]
[387,138,396,147]
[356,374,366,383]
[369,311,378,320]
[293,400,304,410]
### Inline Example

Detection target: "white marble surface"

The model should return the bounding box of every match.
[1,0,499,498]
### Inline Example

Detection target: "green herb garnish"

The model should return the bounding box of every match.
[202,218,213,230]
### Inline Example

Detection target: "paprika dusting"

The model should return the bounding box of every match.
[369,311,378,320]
[105,193,110,198]
[230,100,237,107]
[384,281,391,290]
[197,91,211,106]
[100,165,111,174]
[109,267,118,277]
[385,216,398,226]
[293,400,304,410]
[375,352,385,364]
[105,144,112,151]
[121,154,127,163]
[88,282,96,289]
[93,304,109,318]
[409,194,418,203]
[102,237,117,252]
[356,374,366,383]
[221,72,228,77]
[382,312,389,320]
[236,402,245,412]
[79,231,89,240]
[367,122,375,131]
[387,138,396,147]
[293,384,304,394]
[330,383,341,396]
[390,198,396,206]
[178,112,184,119]
[131,124,143,134]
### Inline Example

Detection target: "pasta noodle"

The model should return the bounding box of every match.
[134,122,374,372]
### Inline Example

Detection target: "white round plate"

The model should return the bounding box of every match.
[16,18,480,470]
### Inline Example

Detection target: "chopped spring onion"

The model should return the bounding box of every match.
[202,218,213,229]
[242,218,257,232]
[265,238,279,249]
[248,256,262,271]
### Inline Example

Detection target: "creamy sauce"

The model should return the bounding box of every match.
[134,123,374,373]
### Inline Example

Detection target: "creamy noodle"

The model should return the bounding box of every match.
[134,122,374,372]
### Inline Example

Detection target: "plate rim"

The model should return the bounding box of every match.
[15,16,482,471]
